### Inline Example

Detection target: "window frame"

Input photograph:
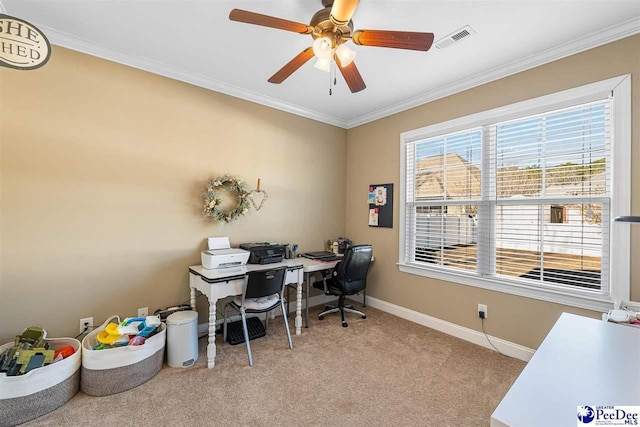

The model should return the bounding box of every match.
[399,75,631,312]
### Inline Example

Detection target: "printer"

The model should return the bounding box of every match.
[239,242,287,264]
[201,237,250,269]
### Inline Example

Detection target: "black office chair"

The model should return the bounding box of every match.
[223,266,293,367]
[313,244,373,327]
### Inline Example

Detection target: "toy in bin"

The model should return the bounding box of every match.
[95,316,161,350]
[0,326,56,376]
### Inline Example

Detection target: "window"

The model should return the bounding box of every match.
[399,76,631,311]
[550,206,565,224]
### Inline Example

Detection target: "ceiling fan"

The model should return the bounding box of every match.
[229,0,435,93]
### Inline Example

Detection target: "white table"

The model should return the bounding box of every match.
[189,256,366,368]
[491,312,640,427]
[190,259,321,368]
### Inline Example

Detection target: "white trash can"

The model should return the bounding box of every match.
[166,311,198,368]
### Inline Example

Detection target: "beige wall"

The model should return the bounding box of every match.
[345,35,640,350]
[0,46,347,343]
[1,36,638,349]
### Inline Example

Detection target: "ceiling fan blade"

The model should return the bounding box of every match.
[330,0,360,26]
[336,59,366,93]
[229,9,313,34]
[352,30,435,51]
[268,47,315,84]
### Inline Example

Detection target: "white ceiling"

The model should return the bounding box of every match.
[1,1,639,128]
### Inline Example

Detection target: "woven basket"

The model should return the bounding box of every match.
[80,316,165,396]
[0,336,81,427]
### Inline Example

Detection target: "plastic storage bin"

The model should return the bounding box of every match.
[166,311,198,368]
[81,315,165,396]
[0,336,81,427]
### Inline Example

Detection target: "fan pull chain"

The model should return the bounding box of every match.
[329,58,335,95]
[329,58,338,96]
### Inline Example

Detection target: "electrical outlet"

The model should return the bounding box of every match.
[79,317,93,335]
[138,307,148,317]
[478,304,488,319]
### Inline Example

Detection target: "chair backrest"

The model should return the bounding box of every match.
[334,244,373,295]
[244,266,287,299]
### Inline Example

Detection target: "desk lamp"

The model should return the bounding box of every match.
[613,216,640,223]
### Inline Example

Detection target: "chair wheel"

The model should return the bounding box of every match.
[318,315,324,320]
[362,315,366,319]
[342,322,348,327]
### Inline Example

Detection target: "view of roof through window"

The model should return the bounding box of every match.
[410,100,609,291]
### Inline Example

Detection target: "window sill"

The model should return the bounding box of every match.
[397,262,616,313]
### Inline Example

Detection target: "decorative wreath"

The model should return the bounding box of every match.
[203,174,252,223]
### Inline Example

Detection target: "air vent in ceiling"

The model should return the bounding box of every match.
[435,25,476,49]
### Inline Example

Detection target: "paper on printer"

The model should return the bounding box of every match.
[201,237,250,269]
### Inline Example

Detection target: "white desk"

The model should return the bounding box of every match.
[189,259,305,368]
[189,256,365,368]
[491,313,640,427]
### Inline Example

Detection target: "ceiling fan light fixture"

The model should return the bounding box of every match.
[329,0,360,27]
[312,37,333,59]
[314,57,331,72]
[229,0,433,93]
[335,44,356,67]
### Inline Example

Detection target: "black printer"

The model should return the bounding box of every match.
[239,242,287,264]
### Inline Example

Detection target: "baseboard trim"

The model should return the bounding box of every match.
[197,293,533,361]
[197,294,337,338]
[348,295,534,362]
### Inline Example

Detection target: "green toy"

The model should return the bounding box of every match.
[0,326,54,376]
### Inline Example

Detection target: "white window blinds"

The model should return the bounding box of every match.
[403,99,611,294]
[489,100,611,293]
[405,129,482,272]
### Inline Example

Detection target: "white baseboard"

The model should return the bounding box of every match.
[197,294,336,338]
[196,293,533,361]
[348,295,534,362]
[304,294,337,310]
[198,322,210,338]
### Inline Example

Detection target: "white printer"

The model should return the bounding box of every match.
[201,237,250,269]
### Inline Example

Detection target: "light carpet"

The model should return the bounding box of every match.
[23,304,525,427]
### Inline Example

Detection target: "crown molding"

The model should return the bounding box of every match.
[33,24,348,128]
[346,17,640,128]
[2,2,637,130]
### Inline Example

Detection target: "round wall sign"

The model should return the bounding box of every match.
[0,14,51,70]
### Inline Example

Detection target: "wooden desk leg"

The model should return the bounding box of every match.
[207,301,217,368]
[305,274,311,328]
[295,281,302,335]
[190,287,197,311]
